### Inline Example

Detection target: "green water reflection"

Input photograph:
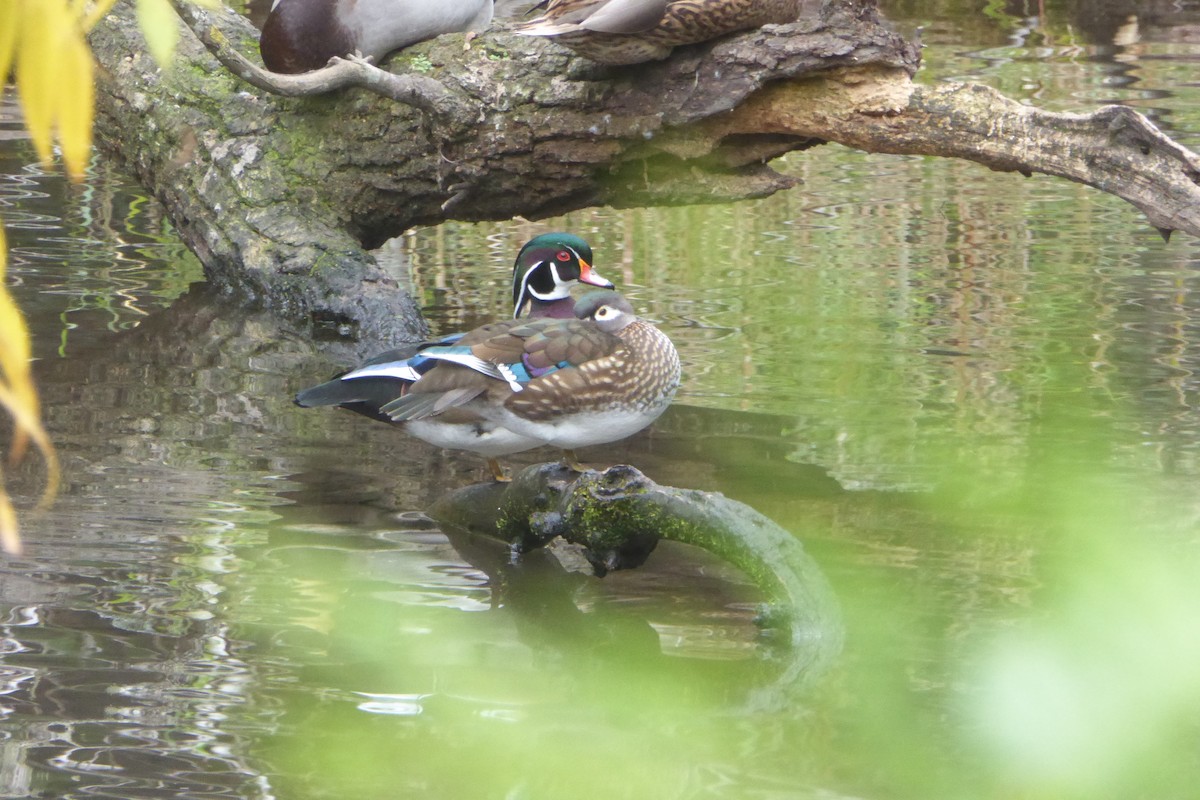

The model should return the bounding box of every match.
[3,3,1200,799]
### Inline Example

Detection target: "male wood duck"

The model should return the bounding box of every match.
[260,0,494,74]
[380,289,682,471]
[508,232,608,319]
[294,233,614,480]
[513,0,804,65]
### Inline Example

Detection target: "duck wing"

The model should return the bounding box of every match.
[379,318,623,422]
[580,0,669,33]
[516,0,668,35]
[293,333,468,422]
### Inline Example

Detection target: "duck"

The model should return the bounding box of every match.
[260,0,495,74]
[512,0,804,65]
[380,289,682,471]
[507,232,608,319]
[294,233,614,480]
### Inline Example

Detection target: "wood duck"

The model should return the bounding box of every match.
[260,0,494,74]
[513,0,804,65]
[294,233,614,480]
[508,232,608,319]
[380,289,681,470]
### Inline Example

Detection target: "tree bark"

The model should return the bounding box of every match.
[88,0,1200,342]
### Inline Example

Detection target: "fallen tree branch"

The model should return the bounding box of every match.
[88,0,1200,340]
[705,73,1200,240]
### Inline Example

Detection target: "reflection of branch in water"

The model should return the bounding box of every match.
[438,536,669,681]
[430,463,845,704]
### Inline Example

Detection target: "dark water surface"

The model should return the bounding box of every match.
[3,3,1200,798]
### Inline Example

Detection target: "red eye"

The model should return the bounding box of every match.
[556,250,571,261]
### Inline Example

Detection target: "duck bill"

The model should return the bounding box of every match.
[579,259,614,289]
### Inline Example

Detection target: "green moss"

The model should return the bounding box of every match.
[307,250,335,275]
[403,54,435,74]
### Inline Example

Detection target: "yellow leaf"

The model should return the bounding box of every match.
[0,375,59,502]
[137,0,179,67]
[0,223,33,463]
[0,1,16,85]
[0,470,20,557]
[0,224,58,527]
[0,226,29,365]
[0,271,29,558]
[56,29,95,180]
[0,363,60,503]
[1,1,72,556]
[0,288,33,390]
[16,0,66,167]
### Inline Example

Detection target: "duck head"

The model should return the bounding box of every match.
[512,232,614,318]
[574,288,637,333]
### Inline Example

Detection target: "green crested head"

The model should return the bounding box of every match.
[511,232,612,317]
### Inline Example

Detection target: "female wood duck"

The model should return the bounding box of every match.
[380,289,681,471]
[513,0,804,65]
[294,233,614,480]
[260,0,494,74]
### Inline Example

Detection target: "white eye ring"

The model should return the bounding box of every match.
[595,305,616,319]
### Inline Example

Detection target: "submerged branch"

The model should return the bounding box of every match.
[430,463,845,698]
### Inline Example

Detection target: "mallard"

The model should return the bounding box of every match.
[513,0,804,65]
[294,233,614,480]
[260,0,494,74]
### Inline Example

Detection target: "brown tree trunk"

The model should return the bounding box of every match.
[88,0,1200,343]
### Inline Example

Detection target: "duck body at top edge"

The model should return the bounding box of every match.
[260,0,495,74]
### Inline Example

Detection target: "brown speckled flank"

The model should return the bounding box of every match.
[508,318,681,422]
[377,290,681,457]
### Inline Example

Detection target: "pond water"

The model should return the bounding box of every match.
[3,2,1200,798]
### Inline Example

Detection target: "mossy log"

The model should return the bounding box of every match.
[88,0,1200,343]
[430,463,845,696]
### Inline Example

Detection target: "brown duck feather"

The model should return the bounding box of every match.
[380,316,625,422]
[515,0,804,64]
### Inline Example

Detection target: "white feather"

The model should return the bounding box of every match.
[342,362,422,382]
[423,351,505,380]
[496,363,526,393]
